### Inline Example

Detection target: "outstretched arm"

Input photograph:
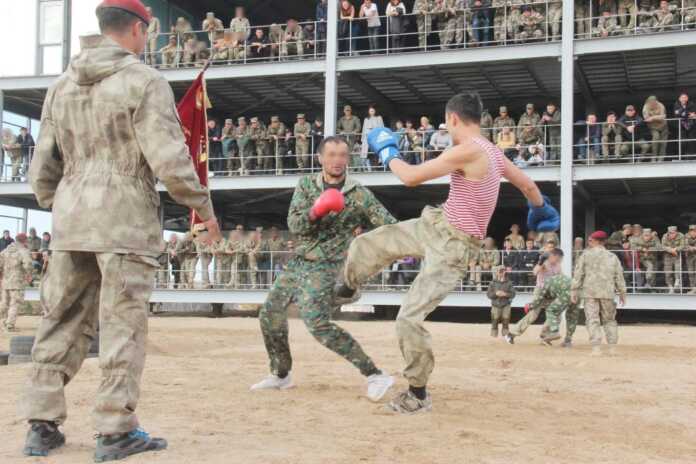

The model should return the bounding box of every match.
[502,157,543,207]
[387,142,475,187]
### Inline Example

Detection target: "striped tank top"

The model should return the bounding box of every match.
[442,137,505,239]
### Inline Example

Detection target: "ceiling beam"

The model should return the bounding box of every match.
[274,75,323,110]
[525,63,549,96]
[387,72,429,106]
[340,73,397,114]
[621,180,633,195]
[431,68,459,94]
[620,53,635,93]
[479,66,507,100]
[574,64,597,111]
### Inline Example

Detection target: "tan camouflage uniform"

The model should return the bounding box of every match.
[642,96,668,161]
[245,233,262,289]
[197,238,213,288]
[226,231,247,288]
[632,230,660,289]
[267,117,287,175]
[145,15,161,65]
[685,226,696,293]
[661,227,684,292]
[0,242,33,330]
[571,246,627,347]
[293,116,313,170]
[344,206,481,387]
[23,35,213,434]
[413,0,434,48]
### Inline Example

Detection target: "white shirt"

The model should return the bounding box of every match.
[361,115,384,157]
[361,3,381,27]
[429,131,452,150]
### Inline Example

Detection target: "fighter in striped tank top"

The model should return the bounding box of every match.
[339,93,560,414]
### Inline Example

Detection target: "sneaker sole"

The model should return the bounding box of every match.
[23,434,65,457]
[386,403,433,415]
[367,376,395,402]
[94,441,167,463]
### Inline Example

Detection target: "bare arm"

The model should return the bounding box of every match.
[501,157,543,207]
[387,142,474,187]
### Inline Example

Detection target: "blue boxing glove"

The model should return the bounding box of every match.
[367,127,402,166]
[527,195,560,232]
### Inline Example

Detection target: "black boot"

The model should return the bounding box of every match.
[23,421,65,457]
[94,427,167,463]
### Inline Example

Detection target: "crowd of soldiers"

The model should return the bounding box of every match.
[147,6,324,67]
[156,225,293,290]
[575,93,696,163]
[141,1,696,69]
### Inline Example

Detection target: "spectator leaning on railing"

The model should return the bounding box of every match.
[674,92,696,156]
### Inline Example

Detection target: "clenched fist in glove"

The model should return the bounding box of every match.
[310,188,345,221]
[367,127,402,166]
[527,195,560,232]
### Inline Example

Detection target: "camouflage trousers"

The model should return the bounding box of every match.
[642,260,657,288]
[199,254,212,287]
[295,139,311,170]
[259,258,378,377]
[182,256,198,288]
[663,254,682,288]
[548,5,563,38]
[512,286,543,335]
[438,18,457,49]
[583,298,618,346]
[416,15,433,48]
[22,251,157,434]
[0,289,24,328]
[345,206,480,387]
[228,255,246,288]
[687,255,696,289]
[215,256,231,286]
[155,265,169,288]
[490,304,511,334]
[248,253,259,289]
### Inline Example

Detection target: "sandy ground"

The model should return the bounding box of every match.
[1,316,695,464]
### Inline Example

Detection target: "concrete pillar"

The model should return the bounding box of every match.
[323,0,338,136]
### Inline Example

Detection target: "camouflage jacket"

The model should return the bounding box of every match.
[293,122,312,139]
[288,173,396,263]
[478,248,500,267]
[413,0,434,15]
[336,116,362,136]
[30,35,213,258]
[685,235,696,255]
[632,236,661,263]
[0,243,33,289]
[607,230,629,250]
[533,274,573,310]
[505,234,525,250]
[571,246,627,299]
[661,232,685,252]
[486,278,516,307]
[266,237,286,253]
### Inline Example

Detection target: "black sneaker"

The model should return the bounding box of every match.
[94,427,167,463]
[23,421,65,457]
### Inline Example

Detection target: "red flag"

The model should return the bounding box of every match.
[176,71,210,234]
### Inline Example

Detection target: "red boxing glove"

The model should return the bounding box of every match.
[310,188,345,219]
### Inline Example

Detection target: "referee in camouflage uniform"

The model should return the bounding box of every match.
[22,0,220,460]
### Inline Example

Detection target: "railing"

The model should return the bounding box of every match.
[0,145,33,182]
[148,247,696,295]
[572,117,696,165]
[575,1,696,39]
[142,20,327,69]
[338,0,563,57]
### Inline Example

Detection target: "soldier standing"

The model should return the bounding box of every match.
[480,108,494,142]
[643,95,669,161]
[547,0,562,39]
[226,225,247,288]
[516,103,540,139]
[634,227,660,291]
[486,265,516,337]
[505,223,525,250]
[266,226,287,281]
[617,0,638,32]
[285,19,305,58]
[144,7,160,65]
[249,117,268,174]
[435,0,458,49]
[661,226,684,293]
[474,237,500,291]
[607,223,633,250]
[172,17,194,45]
[267,116,288,174]
[166,234,180,288]
[220,118,235,174]
[293,113,313,171]
[177,232,197,288]
[517,5,544,42]
[155,239,169,288]
[492,105,515,140]
[413,0,434,49]
[601,111,624,160]
[22,1,220,459]
[575,1,589,38]
[337,105,362,168]
[2,128,23,181]
[250,136,396,401]
[0,233,33,332]
[229,6,251,42]
[197,237,213,288]
[541,102,561,162]
[685,225,696,294]
[246,229,262,289]
[211,233,228,287]
[202,12,224,46]
[234,116,252,175]
[571,231,627,356]
[684,0,696,28]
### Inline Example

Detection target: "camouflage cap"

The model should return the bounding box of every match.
[667,226,677,233]
[238,116,246,122]
[225,118,233,124]
[270,116,279,122]
[206,11,214,16]
[622,224,632,230]
[297,113,305,119]
[526,103,535,109]
[256,226,263,232]
[642,228,652,234]
[344,105,352,111]
[499,106,508,113]
[493,265,506,274]
[250,117,259,123]
[632,223,642,229]
[689,225,696,231]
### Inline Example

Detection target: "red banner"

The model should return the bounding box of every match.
[176,71,210,232]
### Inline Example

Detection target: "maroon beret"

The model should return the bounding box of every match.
[590,231,608,240]
[98,0,151,25]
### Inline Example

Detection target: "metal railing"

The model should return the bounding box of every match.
[0,145,33,182]
[142,20,327,69]
[572,117,696,165]
[575,0,696,39]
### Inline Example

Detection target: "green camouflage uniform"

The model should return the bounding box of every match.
[571,247,627,346]
[685,229,696,291]
[433,0,458,49]
[0,242,33,330]
[293,119,313,170]
[260,173,396,378]
[225,233,247,288]
[23,35,213,434]
[486,274,516,335]
[267,119,287,175]
[233,122,252,175]
[633,232,661,288]
[177,234,197,288]
[344,206,481,387]
[212,238,229,286]
[524,274,580,342]
[661,229,684,290]
[336,114,362,167]
[642,97,668,161]
[413,0,434,48]
[248,121,269,174]
[516,110,541,139]
[196,239,212,287]
[246,234,262,289]
[492,112,516,140]
[475,246,500,286]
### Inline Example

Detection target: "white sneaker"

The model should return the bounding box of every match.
[366,371,394,402]
[250,373,294,391]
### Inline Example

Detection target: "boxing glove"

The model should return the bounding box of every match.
[527,195,560,232]
[310,188,345,219]
[367,127,402,166]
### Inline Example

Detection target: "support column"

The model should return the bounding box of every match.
[62,0,72,71]
[323,0,338,136]
[22,208,29,233]
[584,204,596,240]
[559,0,575,276]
